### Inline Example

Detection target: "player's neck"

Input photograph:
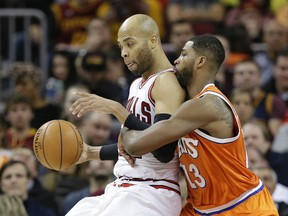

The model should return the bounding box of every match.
[143,55,172,79]
[188,77,215,98]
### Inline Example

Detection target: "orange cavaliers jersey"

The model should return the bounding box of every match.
[178,84,263,215]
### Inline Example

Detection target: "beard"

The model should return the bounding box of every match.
[131,42,152,76]
[175,66,190,88]
[176,72,187,88]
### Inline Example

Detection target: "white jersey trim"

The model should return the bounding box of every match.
[194,180,264,215]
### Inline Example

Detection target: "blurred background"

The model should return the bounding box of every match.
[0,0,288,215]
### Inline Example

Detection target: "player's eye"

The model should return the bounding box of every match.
[127,42,134,47]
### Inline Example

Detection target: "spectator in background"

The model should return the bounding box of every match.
[224,0,273,43]
[48,49,78,90]
[63,159,115,214]
[0,160,56,216]
[79,112,114,147]
[166,0,225,35]
[97,0,166,41]
[243,120,288,187]
[9,62,62,129]
[76,51,125,105]
[221,24,253,69]
[252,166,288,216]
[76,17,115,54]
[254,19,288,84]
[246,145,269,169]
[49,0,102,50]
[236,2,265,43]
[272,123,288,153]
[72,18,125,105]
[45,50,78,106]
[0,194,28,216]
[11,147,59,215]
[0,0,55,62]
[14,18,44,67]
[214,34,233,95]
[166,19,195,64]
[262,49,288,107]
[105,47,137,103]
[230,88,254,126]
[3,94,36,150]
[232,59,286,136]
[61,83,90,127]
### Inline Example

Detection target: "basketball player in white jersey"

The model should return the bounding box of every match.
[67,14,186,216]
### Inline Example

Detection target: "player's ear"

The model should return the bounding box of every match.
[197,56,206,68]
[150,34,158,49]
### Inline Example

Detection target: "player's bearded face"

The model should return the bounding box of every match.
[131,41,152,76]
[175,59,194,87]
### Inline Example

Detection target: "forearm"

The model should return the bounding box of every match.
[123,121,180,155]
[86,144,101,160]
[111,101,130,124]
[84,143,118,161]
[123,114,178,162]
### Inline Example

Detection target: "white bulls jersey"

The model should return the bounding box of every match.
[114,68,179,182]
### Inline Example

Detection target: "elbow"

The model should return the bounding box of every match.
[124,141,144,157]
[124,143,138,156]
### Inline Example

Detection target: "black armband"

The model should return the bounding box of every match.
[152,113,178,163]
[124,113,150,130]
[99,143,118,160]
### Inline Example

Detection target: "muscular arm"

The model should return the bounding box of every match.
[124,72,185,162]
[149,72,186,162]
[71,72,185,162]
[122,94,234,156]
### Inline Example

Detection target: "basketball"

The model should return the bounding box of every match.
[33,120,83,171]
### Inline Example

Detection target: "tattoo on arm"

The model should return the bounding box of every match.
[212,96,233,129]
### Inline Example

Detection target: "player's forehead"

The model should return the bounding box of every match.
[181,41,195,54]
[117,27,141,44]
[183,41,194,50]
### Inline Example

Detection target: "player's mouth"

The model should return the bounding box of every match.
[126,62,135,68]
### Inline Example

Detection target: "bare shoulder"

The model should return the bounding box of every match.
[204,94,234,129]
[154,71,185,93]
[153,71,186,114]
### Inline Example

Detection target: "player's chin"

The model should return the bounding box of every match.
[175,72,186,87]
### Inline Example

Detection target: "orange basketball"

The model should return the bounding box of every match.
[33,120,83,171]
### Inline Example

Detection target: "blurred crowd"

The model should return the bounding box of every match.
[0,0,288,215]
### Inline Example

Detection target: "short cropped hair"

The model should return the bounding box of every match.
[190,34,225,69]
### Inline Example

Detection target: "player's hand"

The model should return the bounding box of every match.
[118,132,135,167]
[70,92,118,117]
[76,142,101,164]
[76,142,90,164]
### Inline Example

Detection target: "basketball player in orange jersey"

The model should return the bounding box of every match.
[67,14,185,215]
[121,35,279,215]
